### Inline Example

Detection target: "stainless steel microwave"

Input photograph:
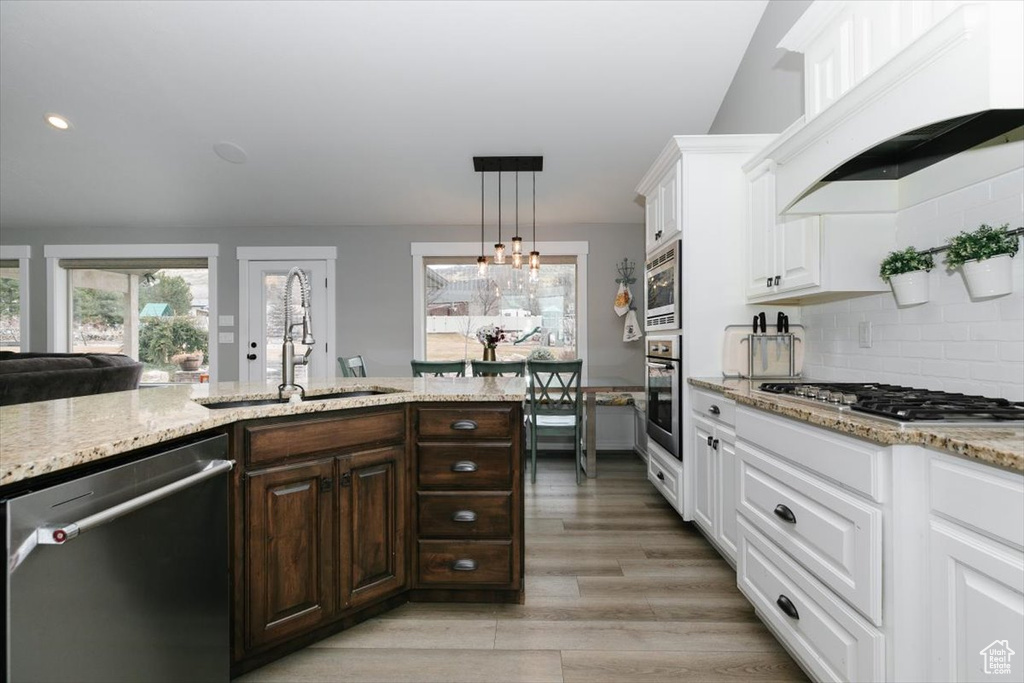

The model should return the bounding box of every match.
[645,240,680,331]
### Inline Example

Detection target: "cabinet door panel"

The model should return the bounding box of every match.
[776,215,821,293]
[693,416,715,534]
[746,161,776,297]
[717,429,738,562]
[658,162,679,244]
[645,192,661,250]
[341,445,407,610]
[246,459,335,650]
[930,521,1024,682]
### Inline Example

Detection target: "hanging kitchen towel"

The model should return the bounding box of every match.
[623,308,642,342]
[614,282,631,317]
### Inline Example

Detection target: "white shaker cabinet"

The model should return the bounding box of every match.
[927,453,1024,683]
[743,156,893,303]
[691,389,739,564]
[643,160,680,253]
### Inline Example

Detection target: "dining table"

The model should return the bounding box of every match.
[581,376,645,478]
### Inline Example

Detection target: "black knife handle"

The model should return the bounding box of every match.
[758,312,767,333]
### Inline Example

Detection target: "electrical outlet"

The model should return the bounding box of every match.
[858,321,872,348]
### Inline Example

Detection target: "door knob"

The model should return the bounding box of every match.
[246,353,257,360]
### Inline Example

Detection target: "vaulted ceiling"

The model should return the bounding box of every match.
[0,0,767,231]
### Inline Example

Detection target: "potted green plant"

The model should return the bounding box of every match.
[879,247,935,306]
[945,223,1019,298]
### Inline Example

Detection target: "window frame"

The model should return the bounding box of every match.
[411,241,589,383]
[0,245,31,351]
[45,244,219,380]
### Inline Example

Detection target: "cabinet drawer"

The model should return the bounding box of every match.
[417,541,513,586]
[738,519,885,683]
[647,445,682,514]
[737,407,885,502]
[691,388,736,427]
[929,453,1024,548]
[417,443,513,490]
[246,410,405,466]
[418,492,512,538]
[738,441,882,624]
[417,407,513,439]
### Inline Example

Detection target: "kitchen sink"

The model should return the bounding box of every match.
[199,390,389,410]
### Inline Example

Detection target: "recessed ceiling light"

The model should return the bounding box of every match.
[44,113,71,130]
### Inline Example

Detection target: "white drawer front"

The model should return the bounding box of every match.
[738,441,882,624]
[738,519,885,683]
[737,406,885,502]
[648,445,682,514]
[691,388,736,427]
[929,453,1024,549]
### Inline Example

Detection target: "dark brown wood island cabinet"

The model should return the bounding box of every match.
[229,401,522,676]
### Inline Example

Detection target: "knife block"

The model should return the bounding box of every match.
[747,333,797,378]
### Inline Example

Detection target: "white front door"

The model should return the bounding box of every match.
[244,260,329,385]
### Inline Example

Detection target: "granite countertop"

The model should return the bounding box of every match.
[689,377,1024,473]
[0,377,526,487]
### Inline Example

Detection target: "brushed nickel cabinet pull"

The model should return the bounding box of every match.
[451,461,478,473]
[452,559,477,571]
[451,420,478,430]
[452,510,477,523]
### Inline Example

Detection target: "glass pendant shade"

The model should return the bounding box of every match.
[529,250,540,269]
[511,236,523,254]
[511,251,523,269]
[493,242,506,264]
[477,255,488,275]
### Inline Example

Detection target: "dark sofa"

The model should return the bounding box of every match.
[0,352,144,406]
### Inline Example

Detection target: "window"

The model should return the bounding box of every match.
[412,242,589,378]
[46,245,219,383]
[0,246,31,352]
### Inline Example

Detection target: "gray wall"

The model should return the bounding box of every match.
[2,223,646,382]
[708,0,811,135]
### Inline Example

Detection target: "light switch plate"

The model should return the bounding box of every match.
[218,315,234,327]
[218,332,234,344]
[858,321,872,348]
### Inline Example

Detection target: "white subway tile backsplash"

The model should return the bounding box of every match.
[804,164,1023,400]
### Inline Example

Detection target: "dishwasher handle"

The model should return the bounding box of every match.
[38,459,234,545]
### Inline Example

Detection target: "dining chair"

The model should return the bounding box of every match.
[337,354,367,377]
[526,359,584,485]
[411,359,466,377]
[470,359,526,377]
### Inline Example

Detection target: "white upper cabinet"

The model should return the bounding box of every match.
[743,161,892,303]
[643,159,681,252]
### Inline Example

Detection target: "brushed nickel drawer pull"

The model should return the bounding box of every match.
[452,510,478,523]
[451,420,478,430]
[452,558,478,571]
[451,461,478,473]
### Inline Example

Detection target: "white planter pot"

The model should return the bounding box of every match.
[889,270,930,306]
[961,254,1014,298]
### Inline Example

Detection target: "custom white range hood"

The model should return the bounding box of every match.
[753,0,1024,214]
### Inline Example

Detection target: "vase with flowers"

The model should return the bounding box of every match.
[476,324,507,361]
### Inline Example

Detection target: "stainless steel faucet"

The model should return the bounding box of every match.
[279,267,315,399]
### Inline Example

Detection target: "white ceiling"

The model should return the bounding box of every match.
[0,0,767,231]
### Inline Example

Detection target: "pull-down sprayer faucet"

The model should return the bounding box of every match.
[279,267,315,399]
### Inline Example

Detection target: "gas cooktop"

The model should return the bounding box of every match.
[757,382,1024,426]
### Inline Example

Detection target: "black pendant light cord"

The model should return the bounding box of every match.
[497,170,502,244]
[515,171,519,239]
[480,171,485,254]
[532,170,536,249]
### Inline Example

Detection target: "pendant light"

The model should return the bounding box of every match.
[529,170,541,282]
[493,169,506,264]
[477,171,487,275]
[511,171,523,269]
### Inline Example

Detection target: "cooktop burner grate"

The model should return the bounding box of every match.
[757,382,1024,424]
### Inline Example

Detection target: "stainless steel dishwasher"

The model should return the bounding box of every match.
[3,434,233,683]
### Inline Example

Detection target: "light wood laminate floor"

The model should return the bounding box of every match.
[236,451,809,683]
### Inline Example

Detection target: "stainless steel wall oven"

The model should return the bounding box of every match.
[646,334,682,460]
